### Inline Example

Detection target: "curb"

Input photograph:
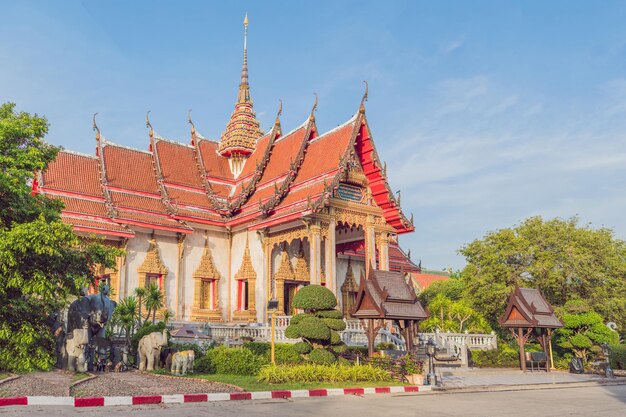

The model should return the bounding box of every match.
[0,385,430,407]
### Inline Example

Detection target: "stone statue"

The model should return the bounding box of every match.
[59,286,116,372]
[138,330,168,371]
[171,350,195,375]
[66,326,89,372]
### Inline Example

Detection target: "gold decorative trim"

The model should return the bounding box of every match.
[138,238,168,276]
[193,238,221,280]
[274,247,295,282]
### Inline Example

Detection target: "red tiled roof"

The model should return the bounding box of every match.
[110,191,168,213]
[155,140,204,187]
[61,215,133,236]
[295,123,354,184]
[55,195,109,217]
[103,145,159,193]
[198,140,234,180]
[43,152,102,197]
[115,209,190,230]
[165,186,212,208]
[238,132,271,179]
[409,273,449,290]
[258,126,307,184]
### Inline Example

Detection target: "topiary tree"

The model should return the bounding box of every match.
[284,285,346,362]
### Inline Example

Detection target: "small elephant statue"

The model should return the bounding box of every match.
[138,330,168,371]
[171,350,195,375]
[66,328,89,372]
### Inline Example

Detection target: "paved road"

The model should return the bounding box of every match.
[2,385,625,417]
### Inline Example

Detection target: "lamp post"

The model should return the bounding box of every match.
[425,337,437,386]
[267,299,278,365]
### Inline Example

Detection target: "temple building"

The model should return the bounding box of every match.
[36,16,419,323]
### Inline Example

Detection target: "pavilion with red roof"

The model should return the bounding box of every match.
[36,16,417,323]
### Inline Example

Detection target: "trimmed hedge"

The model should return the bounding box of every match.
[471,344,519,368]
[243,342,271,357]
[205,346,267,375]
[292,285,337,310]
[257,363,393,383]
[309,348,336,364]
[293,341,312,354]
[610,344,626,370]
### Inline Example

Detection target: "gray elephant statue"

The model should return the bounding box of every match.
[171,350,195,375]
[138,330,168,371]
[66,327,89,372]
[67,288,116,340]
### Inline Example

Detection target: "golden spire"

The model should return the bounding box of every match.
[219,14,263,164]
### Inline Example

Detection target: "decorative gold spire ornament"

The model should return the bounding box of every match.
[219,14,264,176]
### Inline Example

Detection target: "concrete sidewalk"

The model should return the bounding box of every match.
[436,367,614,389]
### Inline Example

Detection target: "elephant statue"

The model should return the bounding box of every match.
[67,287,116,340]
[138,330,168,371]
[66,327,89,372]
[171,350,195,375]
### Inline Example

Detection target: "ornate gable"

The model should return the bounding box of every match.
[274,246,295,281]
[194,238,221,279]
[138,238,168,275]
[293,247,310,282]
[235,236,257,280]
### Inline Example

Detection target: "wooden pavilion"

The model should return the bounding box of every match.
[499,287,562,371]
[351,267,428,356]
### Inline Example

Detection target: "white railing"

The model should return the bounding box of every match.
[203,319,497,354]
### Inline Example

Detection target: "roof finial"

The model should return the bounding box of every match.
[188,109,196,133]
[241,13,249,88]
[360,80,368,113]
[146,111,153,137]
[92,112,100,140]
[310,93,318,119]
[275,99,282,126]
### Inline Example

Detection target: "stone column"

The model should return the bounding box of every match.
[176,234,186,320]
[377,232,390,271]
[309,222,322,285]
[324,217,336,294]
[365,215,376,273]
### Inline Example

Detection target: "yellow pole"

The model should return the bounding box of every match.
[548,329,556,370]
[271,310,276,365]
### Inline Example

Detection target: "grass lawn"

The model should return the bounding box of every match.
[0,373,11,381]
[193,374,406,392]
[71,372,91,383]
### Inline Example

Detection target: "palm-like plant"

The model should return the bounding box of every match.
[144,283,164,324]
[161,309,174,325]
[112,296,139,347]
[134,287,147,326]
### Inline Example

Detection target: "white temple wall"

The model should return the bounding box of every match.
[182,229,229,320]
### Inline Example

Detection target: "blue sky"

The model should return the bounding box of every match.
[2,1,626,270]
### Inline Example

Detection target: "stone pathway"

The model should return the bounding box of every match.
[438,368,609,389]
[0,370,74,397]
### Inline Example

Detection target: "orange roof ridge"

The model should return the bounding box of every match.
[102,139,152,155]
[153,133,193,148]
[60,149,98,159]
[274,117,309,144]
[309,113,358,144]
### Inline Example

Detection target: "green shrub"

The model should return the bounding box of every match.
[274,344,302,364]
[293,341,312,354]
[610,344,626,370]
[257,363,392,384]
[315,309,343,319]
[309,348,336,364]
[243,342,271,357]
[375,342,396,351]
[322,318,347,331]
[288,316,331,340]
[194,355,214,373]
[292,285,337,310]
[170,342,208,358]
[206,346,267,375]
[471,344,519,368]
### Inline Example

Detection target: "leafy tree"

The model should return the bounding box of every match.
[459,216,626,330]
[421,294,492,333]
[133,286,147,326]
[284,285,346,362]
[144,283,164,324]
[555,300,619,363]
[418,276,465,305]
[109,296,139,347]
[0,103,120,372]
